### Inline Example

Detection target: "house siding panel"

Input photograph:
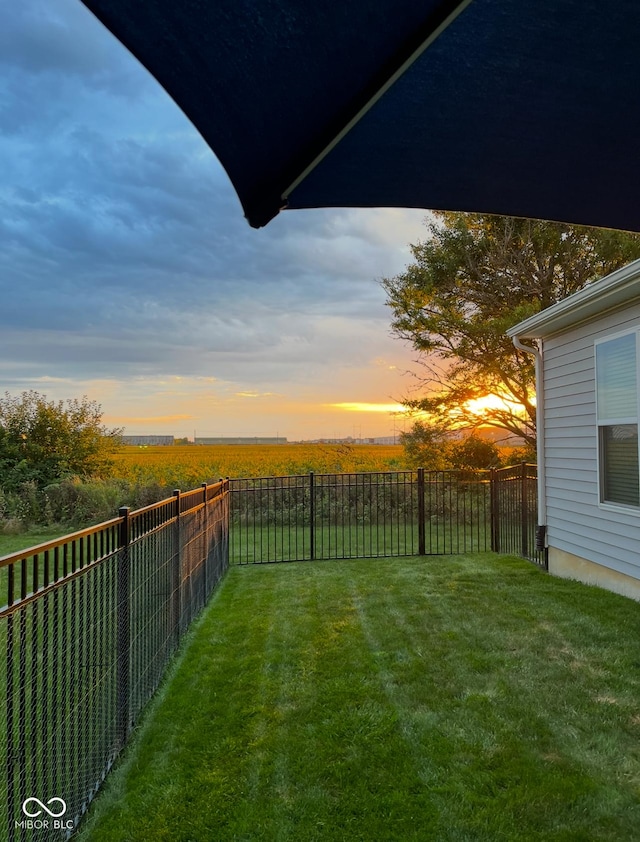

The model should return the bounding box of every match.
[544,403,595,419]
[543,300,640,580]
[545,376,592,395]
[546,356,592,374]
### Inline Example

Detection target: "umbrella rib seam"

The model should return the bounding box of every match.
[281,0,474,203]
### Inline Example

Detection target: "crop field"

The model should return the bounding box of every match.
[110,444,405,488]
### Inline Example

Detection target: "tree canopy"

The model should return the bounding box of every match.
[0,391,123,492]
[383,213,640,445]
[399,421,502,471]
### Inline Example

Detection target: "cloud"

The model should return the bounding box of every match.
[234,391,281,399]
[0,0,427,439]
[329,402,408,413]
[108,414,194,425]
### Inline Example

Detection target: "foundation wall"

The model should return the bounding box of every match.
[548,546,640,602]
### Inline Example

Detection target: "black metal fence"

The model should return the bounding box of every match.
[0,480,229,841]
[490,463,542,564]
[230,464,545,568]
[0,464,543,840]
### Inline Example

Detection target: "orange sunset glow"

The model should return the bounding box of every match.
[329,402,409,414]
[463,393,530,417]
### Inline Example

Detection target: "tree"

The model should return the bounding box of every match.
[383,213,640,445]
[399,420,451,470]
[400,422,502,471]
[448,436,502,471]
[0,391,123,492]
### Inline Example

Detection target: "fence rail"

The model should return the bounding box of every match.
[0,480,229,841]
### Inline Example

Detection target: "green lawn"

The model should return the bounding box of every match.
[1,530,71,601]
[0,529,70,559]
[229,521,489,563]
[77,554,640,841]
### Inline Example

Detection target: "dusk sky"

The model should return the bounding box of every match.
[1,0,430,441]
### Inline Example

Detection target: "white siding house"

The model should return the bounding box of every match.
[507,259,640,600]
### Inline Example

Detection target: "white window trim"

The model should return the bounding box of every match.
[595,327,640,514]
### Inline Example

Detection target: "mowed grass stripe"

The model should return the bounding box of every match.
[77,555,640,842]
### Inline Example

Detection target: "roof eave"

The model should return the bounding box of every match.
[507,259,640,340]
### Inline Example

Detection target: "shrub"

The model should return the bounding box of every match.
[0,390,122,491]
[448,436,502,470]
[43,478,132,527]
[0,517,24,536]
[41,478,176,527]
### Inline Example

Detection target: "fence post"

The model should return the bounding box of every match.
[521,463,529,558]
[116,506,131,750]
[490,468,499,552]
[309,472,316,560]
[173,489,182,641]
[417,468,426,555]
[6,564,16,841]
[224,477,230,570]
[202,482,209,599]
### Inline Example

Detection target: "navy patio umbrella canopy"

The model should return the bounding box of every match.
[80,0,640,231]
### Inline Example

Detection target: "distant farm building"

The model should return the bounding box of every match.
[121,435,175,446]
[195,437,288,445]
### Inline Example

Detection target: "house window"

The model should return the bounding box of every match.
[596,332,639,507]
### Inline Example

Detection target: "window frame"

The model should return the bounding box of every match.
[595,328,640,512]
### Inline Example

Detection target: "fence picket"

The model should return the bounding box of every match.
[116,507,130,752]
